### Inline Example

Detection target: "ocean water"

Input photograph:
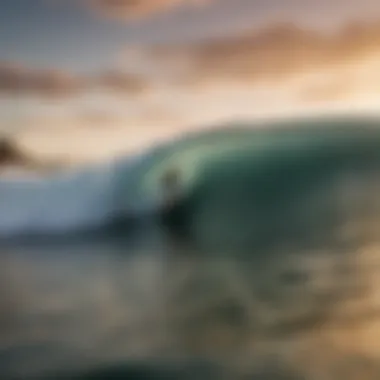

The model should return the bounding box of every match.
[1,115,380,379]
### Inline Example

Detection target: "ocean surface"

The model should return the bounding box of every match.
[1,115,380,379]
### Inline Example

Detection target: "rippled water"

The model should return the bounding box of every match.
[3,221,380,380]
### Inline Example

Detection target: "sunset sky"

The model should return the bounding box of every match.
[2,0,380,162]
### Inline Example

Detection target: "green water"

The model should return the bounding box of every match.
[160,116,380,254]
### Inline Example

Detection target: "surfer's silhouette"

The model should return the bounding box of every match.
[161,168,181,207]
[159,168,191,239]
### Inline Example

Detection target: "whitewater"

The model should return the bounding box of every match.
[0,115,380,238]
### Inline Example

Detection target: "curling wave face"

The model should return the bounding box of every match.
[149,116,380,250]
[1,115,380,238]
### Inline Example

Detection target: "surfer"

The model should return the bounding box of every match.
[158,168,191,238]
[161,168,182,208]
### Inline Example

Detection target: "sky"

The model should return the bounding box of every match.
[2,0,380,162]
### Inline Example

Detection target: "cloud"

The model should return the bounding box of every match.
[0,63,84,97]
[89,0,210,19]
[95,70,149,93]
[124,20,380,87]
[0,63,149,98]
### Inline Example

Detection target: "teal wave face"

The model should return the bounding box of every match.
[144,116,380,252]
[139,116,380,200]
